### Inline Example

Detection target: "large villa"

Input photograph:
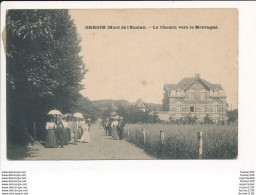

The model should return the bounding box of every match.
[162,74,228,123]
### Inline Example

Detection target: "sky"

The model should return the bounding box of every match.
[69,9,238,109]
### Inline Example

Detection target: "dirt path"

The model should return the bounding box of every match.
[22,124,154,160]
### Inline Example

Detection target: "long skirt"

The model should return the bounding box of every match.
[78,128,83,139]
[55,129,64,148]
[73,131,78,144]
[112,125,119,140]
[63,128,69,145]
[118,127,124,140]
[67,128,71,141]
[107,127,112,136]
[45,129,56,148]
[104,126,108,136]
[70,128,74,141]
[80,129,90,143]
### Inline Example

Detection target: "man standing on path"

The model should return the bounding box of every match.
[73,118,79,145]
[118,117,126,140]
[103,118,110,136]
[106,117,112,136]
[86,118,91,132]
[56,117,64,148]
[68,115,74,143]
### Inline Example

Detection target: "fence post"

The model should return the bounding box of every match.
[160,130,164,144]
[142,128,146,145]
[198,131,203,159]
[33,122,36,141]
[133,128,136,142]
[160,130,165,158]
[127,129,130,137]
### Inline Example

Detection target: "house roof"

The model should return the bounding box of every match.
[175,78,194,90]
[200,79,223,90]
[164,84,176,90]
[165,76,223,91]
[135,98,148,108]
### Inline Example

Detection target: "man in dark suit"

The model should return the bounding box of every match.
[118,117,126,140]
[56,117,64,148]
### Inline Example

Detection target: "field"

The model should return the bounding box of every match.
[123,124,238,159]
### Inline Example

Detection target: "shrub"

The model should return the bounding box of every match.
[203,114,214,124]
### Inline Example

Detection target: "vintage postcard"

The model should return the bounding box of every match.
[2,2,256,195]
[4,8,238,160]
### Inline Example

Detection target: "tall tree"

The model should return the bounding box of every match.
[6,10,86,144]
[75,96,101,123]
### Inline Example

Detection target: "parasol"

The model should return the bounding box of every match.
[47,110,62,116]
[74,112,83,119]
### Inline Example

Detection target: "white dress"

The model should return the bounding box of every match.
[111,120,119,140]
[80,122,91,143]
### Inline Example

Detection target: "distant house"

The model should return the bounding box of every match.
[163,74,228,122]
[135,98,148,112]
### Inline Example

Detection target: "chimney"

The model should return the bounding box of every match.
[195,73,200,80]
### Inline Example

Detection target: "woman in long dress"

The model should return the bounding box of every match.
[80,121,90,143]
[68,117,73,142]
[107,119,112,136]
[55,117,65,148]
[73,119,79,145]
[78,120,83,142]
[45,119,57,148]
[62,118,69,145]
[111,117,119,140]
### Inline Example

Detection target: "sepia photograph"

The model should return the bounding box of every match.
[5,8,238,160]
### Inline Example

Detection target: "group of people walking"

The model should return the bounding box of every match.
[45,113,91,148]
[102,111,126,140]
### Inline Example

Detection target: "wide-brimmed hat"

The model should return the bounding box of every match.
[110,111,117,116]
[111,115,119,120]
[74,112,83,119]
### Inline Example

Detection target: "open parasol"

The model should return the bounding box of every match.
[74,112,83,119]
[47,110,62,116]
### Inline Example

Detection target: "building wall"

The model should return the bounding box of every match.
[157,112,170,121]
[167,81,227,122]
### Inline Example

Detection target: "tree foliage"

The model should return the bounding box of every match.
[6,10,86,144]
[203,114,214,124]
[169,114,198,125]
[227,109,238,124]
[114,106,153,124]
[75,96,101,123]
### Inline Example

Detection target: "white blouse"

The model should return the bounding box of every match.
[46,122,56,130]
[111,120,119,128]
[62,121,69,128]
